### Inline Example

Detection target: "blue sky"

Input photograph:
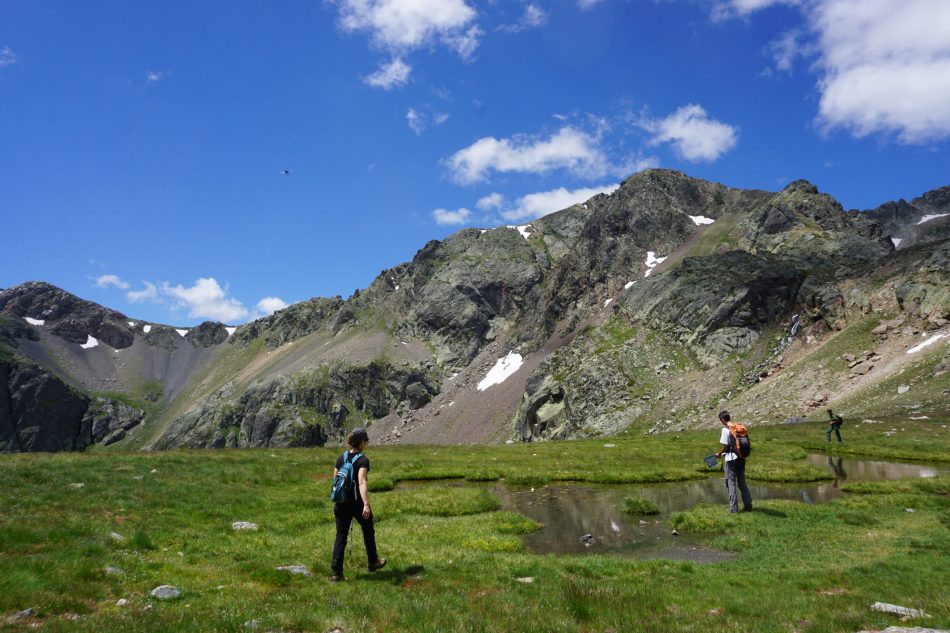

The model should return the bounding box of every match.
[2,0,949,325]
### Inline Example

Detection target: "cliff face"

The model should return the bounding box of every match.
[0,353,144,452]
[2,170,948,452]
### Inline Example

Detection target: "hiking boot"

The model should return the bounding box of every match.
[330,573,346,583]
[367,558,387,572]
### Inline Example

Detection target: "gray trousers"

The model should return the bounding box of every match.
[724,458,752,513]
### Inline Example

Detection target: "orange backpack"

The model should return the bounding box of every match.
[728,422,752,459]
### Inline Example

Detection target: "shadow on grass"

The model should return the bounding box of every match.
[361,564,426,585]
[752,507,787,518]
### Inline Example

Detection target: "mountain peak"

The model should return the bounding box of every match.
[780,179,819,195]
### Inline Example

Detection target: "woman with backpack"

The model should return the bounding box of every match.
[330,427,386,582]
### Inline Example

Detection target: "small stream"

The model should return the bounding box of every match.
[494,455,948,561]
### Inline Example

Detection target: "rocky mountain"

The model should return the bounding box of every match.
[2,170,948,452]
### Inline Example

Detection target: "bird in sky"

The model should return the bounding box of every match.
[281,169,292,176]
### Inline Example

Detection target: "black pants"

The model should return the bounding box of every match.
[331,502,379,574]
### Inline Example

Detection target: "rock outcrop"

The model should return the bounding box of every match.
[0,354,144,451]
[150,360,440,449]
[619,251,804,364]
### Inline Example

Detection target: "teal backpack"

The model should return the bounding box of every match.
[330,451,362,503]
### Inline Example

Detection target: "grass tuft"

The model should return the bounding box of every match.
[624,496,660,515]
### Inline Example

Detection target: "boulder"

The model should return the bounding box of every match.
[405,382,432,409]
[516,376,571,441]
[150,585,181,600]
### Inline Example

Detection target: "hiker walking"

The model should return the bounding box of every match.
[714,411,752,513]
[826,409,843,443]
[330,428,386,582]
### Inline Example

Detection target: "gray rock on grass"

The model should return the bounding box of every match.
[232,521,258,531]
[275,564,312,576]
[150,585,181,599]
[5,609,33,624]
[870,602,930,619]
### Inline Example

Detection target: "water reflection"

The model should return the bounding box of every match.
[497,455,948,561]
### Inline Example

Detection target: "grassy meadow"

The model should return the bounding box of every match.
[1,420,949,632]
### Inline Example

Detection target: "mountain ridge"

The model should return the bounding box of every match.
[2,169,948,452]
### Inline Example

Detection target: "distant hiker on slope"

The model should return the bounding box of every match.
[714,411,753,514]
[826,408,843,443]
[330,428,386,582]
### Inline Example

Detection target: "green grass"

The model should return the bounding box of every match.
[1,425,949,631]
[623,496,659,515]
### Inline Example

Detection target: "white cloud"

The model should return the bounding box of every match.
[255,296,288,316]
[126,282,159,303]
[811,0,950,143]
[337,0,479,58]
[476,192,505,210]
[445,127,612,184]
[161,278,249,322]
[407,108,426,135]
[500,184,619,222]
[364,57,412,89]
[765,29,804,73]
[95,274,130,290]
[642,104,739,162]
[0,46,17,68]
[577,0,605,9]
[712,0,800,20]
[145,70,167,84]
[432,207,472,225]
[407,107,449,135]
[499,3,548,33]
[443,25,483,61]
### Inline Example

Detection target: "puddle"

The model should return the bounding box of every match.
[495,455,948,561]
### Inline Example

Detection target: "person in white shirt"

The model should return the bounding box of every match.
[714,411,752,513]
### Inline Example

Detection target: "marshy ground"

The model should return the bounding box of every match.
[1,419,948,632]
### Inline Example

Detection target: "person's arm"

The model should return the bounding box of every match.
[358,467,371,519]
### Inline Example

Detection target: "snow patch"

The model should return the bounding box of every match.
[624,281,636,290]
[604,298,612,308]
[906,333,947,354]
[225,327,237,337]
[127,321,136,327]
[25,317,45,326]
[395,285,400,291]
[507,224,532,239]
[891,237,903,249]
[175,329,188,337]
[479,229,488,234]
[644,251,666,277]
[80,335,99,349]
[143,325,152,333]
[689,215,715,225]
[916,213,949,225]
[477,352,524,391]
